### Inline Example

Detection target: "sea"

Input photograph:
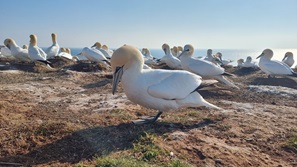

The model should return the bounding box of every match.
[67,48,297,67]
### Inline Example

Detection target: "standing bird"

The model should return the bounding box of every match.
[28,34,52,67]
[179,44,239,89]
[111,45,220,124]
[160,43,182,70]
[257,49,297,77]
[4,38,31,62]
[45,33,60,59]
[282,52,294,67]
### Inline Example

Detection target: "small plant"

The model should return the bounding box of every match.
[133,132,166,162]
[169,160,191,167]
[95,156,148,167]
[284,134,297,153]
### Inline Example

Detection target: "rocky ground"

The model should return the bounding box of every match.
[0,58,296,167]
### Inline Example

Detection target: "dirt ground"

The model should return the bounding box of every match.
[0,59,296,166]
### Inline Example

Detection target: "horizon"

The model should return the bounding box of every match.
[1,0,297,50]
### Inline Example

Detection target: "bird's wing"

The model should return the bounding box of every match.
[147,70,202,100]
[262,60,293,75]
[37,47,47,60]
[186,59,225,76]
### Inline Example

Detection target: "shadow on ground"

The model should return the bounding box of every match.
[0,119,216,166]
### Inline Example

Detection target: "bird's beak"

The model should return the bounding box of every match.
[256,53,263,59]
[214,57,223,65]
[177,50,186,58]
[112,66,124,95]
[91,43,96,48]
[282,55,287,61]
[5,44,10,49]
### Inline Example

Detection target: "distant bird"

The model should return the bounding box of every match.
[177,46,183,57]
[57,47,72,60]
[28,34,52,67]
[282,52,294,67]
[22,45,28,49]
[142,49,157,66]
[3,38,31,62]
[92,42,112,59]
[0,46,12,57]
[179,44,239,89]
[171,46,178,57]
[160,43,182,69]
[257,49,297,77]
[78,47,110,65]
[237,59,244,67]
[215,52,233,65]
[45,33,60,59]
[111,45,220,124]
[102,44,113,55]
[237,56,258,68]
[204,49,214,62]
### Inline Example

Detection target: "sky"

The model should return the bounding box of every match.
[1,0,297,49]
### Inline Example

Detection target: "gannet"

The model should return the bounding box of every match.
[257,49,297,77]
[92,42,112,59]
[57,48,72,60]
[177,46,183,57]
[28,34,52,67]
[143,48,157,66]
[171,46,178,57]
[160,43,182,70]
[215,52,233,65]
[282,52,294,67]
[111,45,220,124]
[237,59,244,67]
[0,46,12,57]
[243,56,258,68]
[204,49,214,62]
[179,44,239,89]
[3,38,31,62]
[102,44,113,55]
[78,47,110,65]
[22,45,28,49]
[45,33,60,59]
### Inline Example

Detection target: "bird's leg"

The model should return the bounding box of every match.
[132,111,163,124]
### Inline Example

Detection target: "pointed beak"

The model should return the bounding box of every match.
[256,53,263,59]
[91,43,96,48]
[177,50,186,58]
[112,66,124,95]
[214,57,223,65]
[282,55,287,61]
[5,44,10,49]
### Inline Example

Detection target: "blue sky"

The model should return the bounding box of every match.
[1,0,297,49]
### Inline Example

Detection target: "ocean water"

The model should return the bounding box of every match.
[60,48,297,67]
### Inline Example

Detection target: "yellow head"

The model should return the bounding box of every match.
[29,34,37,46]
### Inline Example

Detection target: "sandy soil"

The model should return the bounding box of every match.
[0,59,296,166]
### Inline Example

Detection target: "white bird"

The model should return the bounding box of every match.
[102,44,113,55]
[215,52,233,65]
[111,45,220,124]
[177,46,183,57]
[204,49,214,62]
[160,43,182,70]
[28,34,52,67]
[4,38,31,62]
[282,52,294,67]
[92,42,112,59]
[237,59,244,67]
[243,56,258,68]
[179,44,239,89]
[78,47,110,65]
[257,49,297,77]
[171,46,178,57]
[45,33,60,59]
[142,48,157,66]
[57,48,73,60]
[0,45,12,57]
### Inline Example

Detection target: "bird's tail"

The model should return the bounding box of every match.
[37,60,53,68]
[213,75,239,89]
